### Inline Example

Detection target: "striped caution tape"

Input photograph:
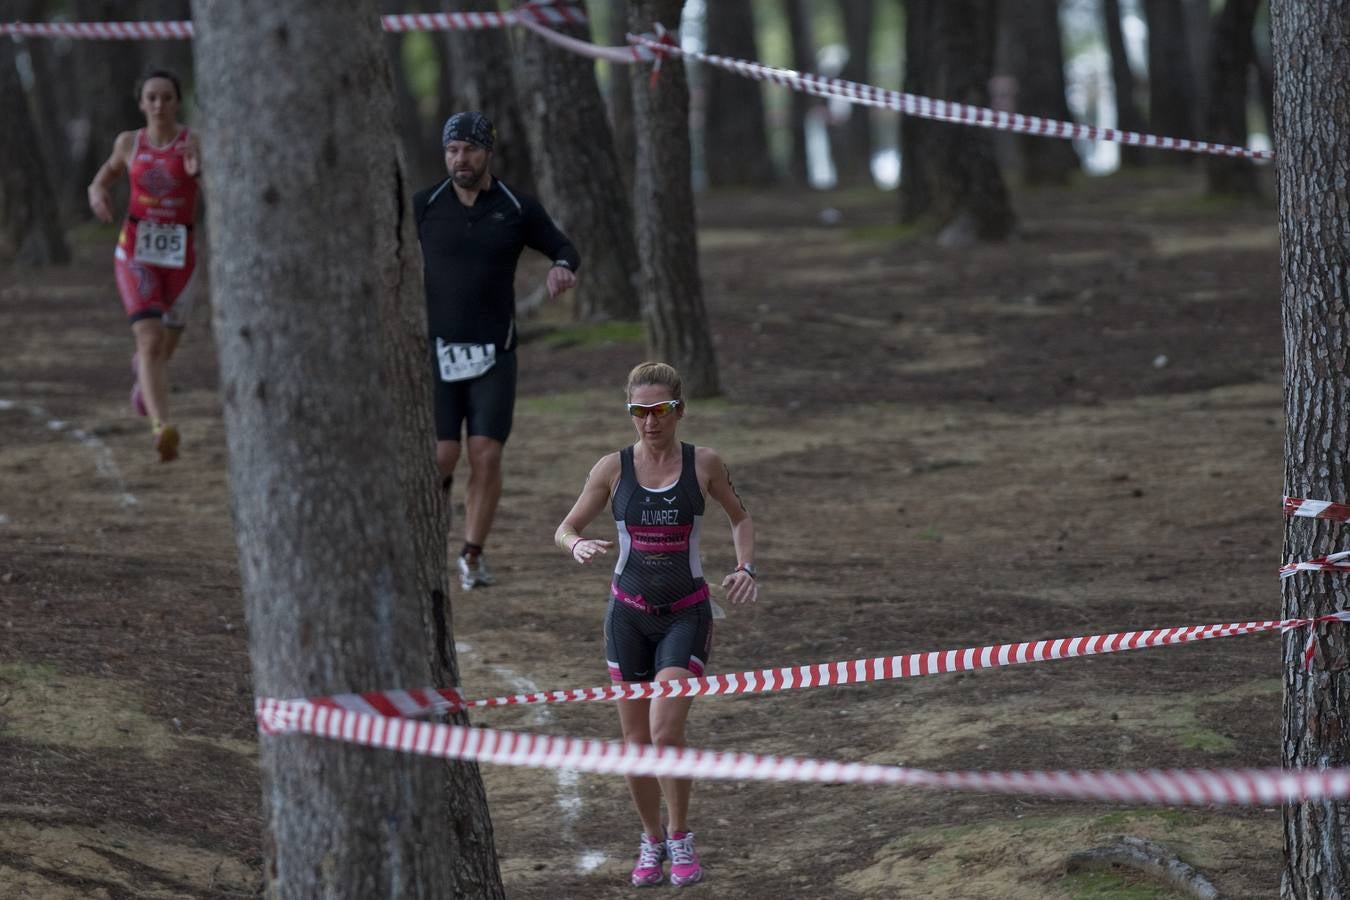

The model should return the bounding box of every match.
[624,29,1273,162]
[1285,497,1350,523]
[300,613,1348,720]
[1281,551,1350,579]
[0,3,584,38]
[254,696,1350,807]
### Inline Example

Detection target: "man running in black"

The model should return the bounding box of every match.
[414,111,579,590]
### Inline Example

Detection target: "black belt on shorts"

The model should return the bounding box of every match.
[128,215,192,230]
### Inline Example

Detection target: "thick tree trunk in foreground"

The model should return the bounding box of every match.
[514,18,639,321]
[1,37,70,265]
[628,0,720,397]
[900,0,1015,244]
[1204,0,1261,196]
[1275,0,1350,895]
[192,2,503,896]
[703,0,776,187]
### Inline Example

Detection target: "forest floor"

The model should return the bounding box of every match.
[0,167,1292,899]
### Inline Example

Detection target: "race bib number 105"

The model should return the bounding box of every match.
[133,221,188,269]
[436,339,497,382]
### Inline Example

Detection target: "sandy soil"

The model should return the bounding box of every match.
[0,170,1290,898]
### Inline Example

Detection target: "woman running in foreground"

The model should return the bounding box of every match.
[555,361,759,887]
[87,68,201,462]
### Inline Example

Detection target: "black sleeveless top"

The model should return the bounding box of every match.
[610,442,708,611]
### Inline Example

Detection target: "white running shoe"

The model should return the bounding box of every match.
[457,554,495,591]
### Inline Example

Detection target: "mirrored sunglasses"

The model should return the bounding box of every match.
[626,400,682,419]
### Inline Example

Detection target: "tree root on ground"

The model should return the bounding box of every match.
[1064,835,1220,899]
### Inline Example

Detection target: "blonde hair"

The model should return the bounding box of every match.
[625,361,683,402]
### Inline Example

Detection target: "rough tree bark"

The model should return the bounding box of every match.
[628,0,720,397]
[1142,0,1199,161]
[514,17,640,320]
[17,0,72,215]
[832,0,876,186]
[996,0,1080,185]
[1204,0,1262,196]
[899,0,1015,244]
[441,0,534,193]
[782,0,814,185]
[0,35,70,265]
[192,1,504,896]
[1275,0,1350,896]
[703,0,776,187]
[1102,0,1149,167]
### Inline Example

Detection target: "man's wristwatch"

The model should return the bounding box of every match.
[736,564,758,579]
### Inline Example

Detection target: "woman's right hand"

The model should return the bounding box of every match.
[571,538,613,565]
[88,185,113,223]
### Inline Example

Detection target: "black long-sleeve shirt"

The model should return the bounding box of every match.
[414,177,580,352]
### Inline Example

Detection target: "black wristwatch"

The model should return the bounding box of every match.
[736,564,758,579]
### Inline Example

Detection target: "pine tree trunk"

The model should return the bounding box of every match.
[833,0,876,186]
[1205,0,1261,195]
[628,0,720,398]
[514,15,640,320]
[1276,0,1350,893]
[1142,0,1199,162]
[0,35,70,265]
[900,0,1015,244]
[782,0,813,185]
[703,0,776,187]
[1102,0,1149,167]
[997,0,1080,185]
[192,2,504,896]
[442,0,534,193]
[605,0,636,194]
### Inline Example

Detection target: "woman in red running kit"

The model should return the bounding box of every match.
[87,68,201,462]
[555,362,759,888]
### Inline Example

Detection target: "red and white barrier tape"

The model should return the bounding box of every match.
[0,4,584,39]
[625,30,1273,162]
[255,697,1350,807]
[300,613,1347,720]
[1282,551,1350,580]
[1285,496,1350,523]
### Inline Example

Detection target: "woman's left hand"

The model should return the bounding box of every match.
[721,569,758,605]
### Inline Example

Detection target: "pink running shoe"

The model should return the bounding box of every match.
[130,354,147,416]
[666,832,703,886]
[630,833,666,887]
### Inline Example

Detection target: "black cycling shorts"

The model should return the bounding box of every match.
[432,348,517,443]
[604,598,714,683]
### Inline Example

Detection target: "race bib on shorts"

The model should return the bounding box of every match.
[436,339,497,382]
[133,221,188,269]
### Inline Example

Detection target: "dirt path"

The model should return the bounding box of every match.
[1,171,1289,898]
